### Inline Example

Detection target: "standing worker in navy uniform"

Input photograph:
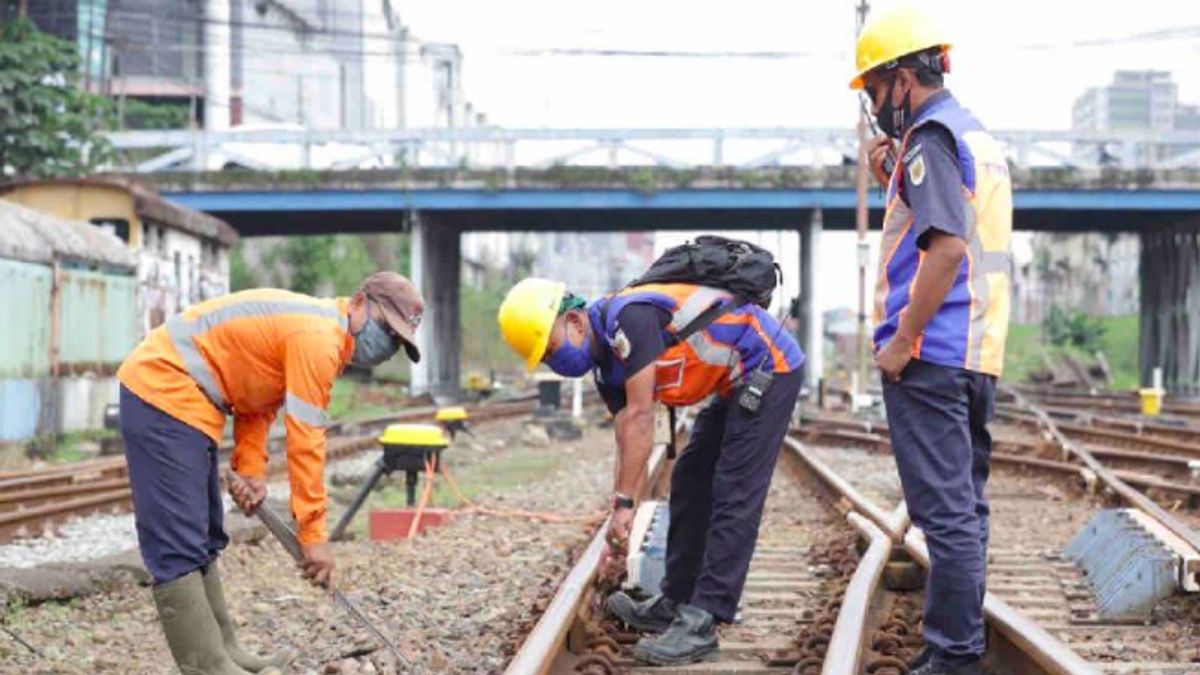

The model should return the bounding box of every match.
[852,6,1013,675]
[497,276,804,666]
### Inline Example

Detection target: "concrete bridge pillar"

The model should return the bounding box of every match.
[409,214,462,400]
[799,209,824,389]
[1139,223,1200,394]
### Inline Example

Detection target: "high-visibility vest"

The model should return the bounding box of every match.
[118,288,352,544]
[591,283,804,406]
[874,93,1014,376]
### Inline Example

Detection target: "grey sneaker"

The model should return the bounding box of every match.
[606,592,679,633]
[631,604,719,666]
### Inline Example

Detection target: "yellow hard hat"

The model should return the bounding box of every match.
[850,5,951,90]
[497,277,566,371]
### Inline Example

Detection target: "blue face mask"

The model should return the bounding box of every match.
[351,301,400,367]
[544,340,593,378]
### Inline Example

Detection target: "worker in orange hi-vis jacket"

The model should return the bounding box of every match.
[116,272,423,675]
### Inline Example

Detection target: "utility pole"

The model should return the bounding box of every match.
[853,0,871,408]
[82,0,96,93]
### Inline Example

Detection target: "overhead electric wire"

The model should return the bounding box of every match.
[59,5,1200,65]
[503,47,824,59]
[1020,24,1200,50]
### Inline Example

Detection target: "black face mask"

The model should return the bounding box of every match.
[876,76,912,139]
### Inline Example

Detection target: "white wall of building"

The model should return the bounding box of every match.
[136,223,228,333]
[362,6,405,129]
[224,2,486,170]
[236,0,344,128]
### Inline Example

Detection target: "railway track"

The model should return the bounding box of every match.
[507,393,1200,675]
[0,394,552,543]
[1019,388,1200,426]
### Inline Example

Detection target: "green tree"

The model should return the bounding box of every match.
[0,18,113,177]
[282,235,336,294]
[228,241,260,291]
[121,98,189,131]
[1042,306,1106,350]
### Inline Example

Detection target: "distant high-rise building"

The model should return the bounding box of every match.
[1177,104,1200,133]
[1072,70,1177,134]
[1021,70,1200,322]
[1071,70,1196,165]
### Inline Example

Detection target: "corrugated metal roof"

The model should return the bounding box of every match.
[0,201,136,269]
[0,177,238,247]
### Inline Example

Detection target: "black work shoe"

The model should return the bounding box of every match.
[910,658,984,675]
[632,604,719,666]
[607,592,678,633]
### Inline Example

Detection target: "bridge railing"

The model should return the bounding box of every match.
[105,127,1200,174]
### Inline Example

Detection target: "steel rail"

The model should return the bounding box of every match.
[0,394,570,544]
[900,528,1099,675]
[1004,387,1200,584]
[0,488,133,541]
[784,436,1097,675]
[0,479,132,512]
[821,510,893,675]
[785,436,897,540]
[504,437,675,675]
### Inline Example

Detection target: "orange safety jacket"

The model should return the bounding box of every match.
[118,289,353,544]
[591,283,804,407]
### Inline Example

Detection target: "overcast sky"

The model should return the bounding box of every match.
[397,0,1198,312]
[399,0,1198,129]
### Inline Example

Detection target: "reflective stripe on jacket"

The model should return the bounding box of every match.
[118,288,352,544]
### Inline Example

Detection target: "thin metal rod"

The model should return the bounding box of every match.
[2,625,42,657]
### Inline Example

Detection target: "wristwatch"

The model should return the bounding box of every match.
[611,492,635,511]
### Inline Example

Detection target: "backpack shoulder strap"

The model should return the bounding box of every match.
[663,295,742,347]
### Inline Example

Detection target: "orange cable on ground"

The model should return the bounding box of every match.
[406,456,437,540]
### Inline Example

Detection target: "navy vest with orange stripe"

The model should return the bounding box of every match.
[589,283,804,406]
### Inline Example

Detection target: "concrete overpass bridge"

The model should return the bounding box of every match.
[108,127,1200,396]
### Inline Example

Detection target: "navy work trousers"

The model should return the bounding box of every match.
[120,385,229,585]
[660,369,802,623]
[881,358,996,666]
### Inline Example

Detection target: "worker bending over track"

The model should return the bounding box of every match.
[117,272,423,675]
[497,240,804,666]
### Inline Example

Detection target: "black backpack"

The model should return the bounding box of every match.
[624,235,782,346]
[615,235,783,458]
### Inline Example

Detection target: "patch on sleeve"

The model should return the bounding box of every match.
[907,153,926,186]
[612,328,632,361]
